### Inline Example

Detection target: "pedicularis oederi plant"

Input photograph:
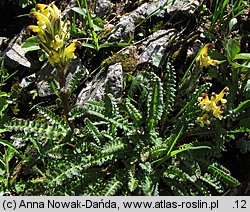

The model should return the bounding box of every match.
[27,3,81,130]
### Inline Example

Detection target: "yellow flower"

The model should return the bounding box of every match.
[27,25,45,42]
[198,93,216,112]
[35,4,51,18]
[196,113,210,127]
[48,50,60,65]
[214,87,229,104]
[50,35,63,50]
[61,21,70,39]
[63,42,81,60]
[31,12,51,30]
[213,106,223,120]
[51,3,61,19]
[27,25,40,33]
[196,43,219,68]
[197,87,229,126]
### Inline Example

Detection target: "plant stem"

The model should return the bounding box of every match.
[58,65,75,131]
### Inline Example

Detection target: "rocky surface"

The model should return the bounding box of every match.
[138,29,177,66]
[0,37,7,47]
[0,30,41,72]
[0,0,200,99]
[20,58,87,97]
[95,0,112,18]
[77,63,123,105]
[107,0,199,43]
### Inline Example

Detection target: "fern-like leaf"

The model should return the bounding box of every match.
[163,62,176,120]
[101,139,125,154]
[67,64,87,94]
[85,118,105,145]
[146,74,163,131]
[101,176,123,196]
[5,119,68,141]
[200,173,224,193]
[208,163,240,187]
[124,98,142,127]
[35,105,68,128]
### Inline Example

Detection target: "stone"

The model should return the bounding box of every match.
[0,30,41,72]
[19,58,87,97]
[77,63,123,105]
[138,29,176,66]
[146,0,167,18]
[35,62,54,97]
[107,16,135,43]
[145,0,200,16]
[20,73,36,88]
[186,39,202,59]
[95,0,112,18]
[0,37,7,48]
[166,0,200,15]
[4,42,30,68]
[129,3,149,20]
[107,0,199,43]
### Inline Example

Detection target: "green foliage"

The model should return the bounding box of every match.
[18,0,36,8]
[226,39,250,73]
[71,0,130,51]
[21,36,40,53]
[0,61,18,132]
[3,62,240,195]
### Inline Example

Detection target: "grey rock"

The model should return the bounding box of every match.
[0,37,7,47]
[146,0,199,16]
[106,1,148,43]
[20,58,87,97]
[146,0,167,18]
[186,39,202,59]
[167,0,200,14]
[36,58,86,97]
[138,29,176,66]
[129,3,149,20]
[0,30,41,72]
[5,42,29,68]
[77,63,123,105]
[107,16,135,43]
[20,73,36,88]
[107,0,199,43]
[95,0,112,18]
[35,62,54,97]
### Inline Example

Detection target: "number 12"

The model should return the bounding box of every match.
[235,200,247,208]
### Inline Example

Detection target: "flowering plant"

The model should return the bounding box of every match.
[196,87,229,127]
[26,3,81,130]
[27,3,80,68]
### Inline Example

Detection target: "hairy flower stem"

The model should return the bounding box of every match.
[58,66,75,131]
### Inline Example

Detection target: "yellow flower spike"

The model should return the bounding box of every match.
[64,41,81,59]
